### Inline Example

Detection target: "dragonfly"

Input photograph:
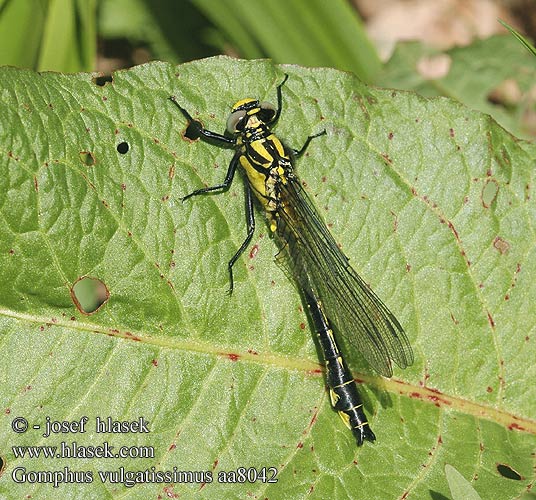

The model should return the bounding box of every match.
[169,75,413,445]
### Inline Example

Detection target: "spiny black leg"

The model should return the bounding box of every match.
[169,96,236,146]
[181,151,241,202]
[271,74,289,124]
[294,130,327,157]
[226,181,256,295]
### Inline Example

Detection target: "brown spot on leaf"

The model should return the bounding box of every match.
[493,236,510,255]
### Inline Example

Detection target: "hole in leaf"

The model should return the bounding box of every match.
[0,453,4,477]
[70,277,109,315]
[79,151,95,166]
[93,75,113,86]
[117,142,129,154]
[183,121,202,141]
[481,179,499,208]
[496,463,522,480]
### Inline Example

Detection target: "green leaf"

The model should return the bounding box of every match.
[377,35,536,139]
[445,464,483,500]
[1,57,535,499]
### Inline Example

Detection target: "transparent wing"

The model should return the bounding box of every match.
[275,174,413,378]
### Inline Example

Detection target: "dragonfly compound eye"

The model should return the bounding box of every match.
[258,101,276,123]
[226,109,247,133]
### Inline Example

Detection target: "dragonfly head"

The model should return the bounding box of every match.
[227,98,276,133]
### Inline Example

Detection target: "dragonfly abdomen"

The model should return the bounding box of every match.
[305,288,376,445]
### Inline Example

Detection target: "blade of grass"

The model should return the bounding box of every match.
[499,19,536,57]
